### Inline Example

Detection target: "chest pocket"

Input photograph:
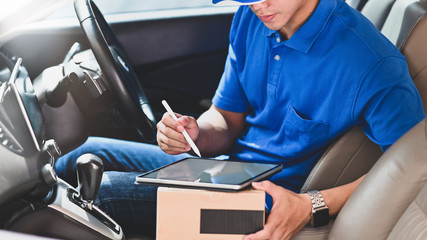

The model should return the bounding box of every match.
[284,105,330,157]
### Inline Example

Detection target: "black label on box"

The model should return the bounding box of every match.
[200,209,264,235]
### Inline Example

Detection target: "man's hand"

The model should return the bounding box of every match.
[157,111,199,155]
[244,175,365,240]
[244,181,312,240]
[156,104,247,157]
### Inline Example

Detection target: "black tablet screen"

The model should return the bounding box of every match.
[138,158,282,185]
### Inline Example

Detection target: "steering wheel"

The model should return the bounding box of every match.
[74,0,156,142]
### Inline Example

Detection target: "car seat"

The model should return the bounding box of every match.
[397,0,427,109]
[380,0,419,45]
[294,0,427,240]
[360,0,396,29]
[300,126,382,193]
[302,0,427,195]
[346,0,369,10]
[329,118,427,239]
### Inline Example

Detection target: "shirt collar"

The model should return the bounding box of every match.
[262,0,337,53]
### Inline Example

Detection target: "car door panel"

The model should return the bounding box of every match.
[110,13,234,118]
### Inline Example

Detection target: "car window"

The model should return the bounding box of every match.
[95,0,216,13]
[0,0,32,22]
[46,0,223,19]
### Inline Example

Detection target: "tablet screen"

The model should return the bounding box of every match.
[135,158,283,191]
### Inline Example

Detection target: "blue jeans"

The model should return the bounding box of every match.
[55,137,192,237]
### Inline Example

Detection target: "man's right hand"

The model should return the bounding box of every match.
[156,111,200,155]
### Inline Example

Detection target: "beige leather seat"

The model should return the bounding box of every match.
[300,126,381,193]
[302,0,427,194]
[295,118,427,240]
[295,1,427,239]
[398,0,427,110]
[329,118,427,239]
[300,0,419,194]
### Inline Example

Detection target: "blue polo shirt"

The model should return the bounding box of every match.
[212,0,425,194]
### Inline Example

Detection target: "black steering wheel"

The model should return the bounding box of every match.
[74,0,156,142]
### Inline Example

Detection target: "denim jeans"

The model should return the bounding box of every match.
[55,136,192,237]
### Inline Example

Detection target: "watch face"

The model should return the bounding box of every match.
[312,208,329,228]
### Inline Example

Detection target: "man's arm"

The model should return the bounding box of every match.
[157,104,246,156]
[244,176,365,240]
[195,105,247,156]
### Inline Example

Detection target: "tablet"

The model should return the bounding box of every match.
[135,158,283,191]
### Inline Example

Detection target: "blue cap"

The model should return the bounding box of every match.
[212,0,266,5]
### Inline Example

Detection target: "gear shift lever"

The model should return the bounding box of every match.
[76,153,104,210]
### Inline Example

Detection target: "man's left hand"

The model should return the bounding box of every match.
[244,181,312,240]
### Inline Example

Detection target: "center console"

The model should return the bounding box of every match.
[0,58,124,240]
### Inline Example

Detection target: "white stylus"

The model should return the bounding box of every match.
[162,100,201,157]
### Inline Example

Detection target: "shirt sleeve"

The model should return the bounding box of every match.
[354,56,425,151]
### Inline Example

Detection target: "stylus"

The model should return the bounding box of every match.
[162,100,202,157]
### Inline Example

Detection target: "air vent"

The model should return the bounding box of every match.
[0,124,24,154]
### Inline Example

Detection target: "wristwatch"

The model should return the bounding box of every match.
[307,190,329,227]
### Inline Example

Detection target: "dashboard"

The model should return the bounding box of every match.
[0,54,45,155]
[0,49,51,207]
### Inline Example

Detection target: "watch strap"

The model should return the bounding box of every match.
[307,190,329,227]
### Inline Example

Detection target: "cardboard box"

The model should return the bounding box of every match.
[156,187,265,240]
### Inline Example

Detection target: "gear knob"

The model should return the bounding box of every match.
[76,153,104,207]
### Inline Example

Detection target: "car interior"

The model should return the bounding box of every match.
[0,0,426,239]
